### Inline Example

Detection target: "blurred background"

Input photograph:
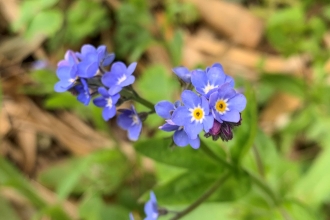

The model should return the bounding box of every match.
[1,0,330,219]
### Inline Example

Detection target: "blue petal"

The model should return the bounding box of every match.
[54,81,69,92]
[129,213,135,220]
[98,87,109,97]
[172,66,191,83]
[201,96,210,115]
[56,66,71,80]
[111,62,126,75]
[117,112,133,129]
[112,93,121,105]
[203,115,214,132]
[225,75,235,87]
[150,191,157,203]
[155,101,174,119]
[188,136,200,149]
[127,62,137,75]
[206,66,226,86]
[159,123,179,131]
[191,69,207,94]
[217,83,236,100]
[181,90,201,108]
[221,110,240,123]
[108,86,122,96]
[171,106,190,126]
[85,62,98,78]
[77,92,90,106]
[81,44,96,55]
[102,53,115,66]
[120,75,135,87]
[228,93,247,112]
[93,97,107,107]
[184,122,203,139]
[101,72,116,87]
[102,106,116,121]
[128,124,142,141]
[173,129,189,147]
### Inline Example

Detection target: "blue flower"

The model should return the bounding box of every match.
[144,191,158,220]
[155,101,200,149]
[54,51,79,92]
[191,63,234,98]
[93,87,120,121]
[76,79,91,105]
[129,213,135,220]
[76,44,115,78]
[209,83,246,123]
[172,66,192,83]
[117,105,142,141]
[102,62,137,95]
[172,90,214,140]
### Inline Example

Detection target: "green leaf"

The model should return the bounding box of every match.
[25,9,63,39]
[166,30,183,66]
[0,196,20,220]
[22,69,58,95]
[0,157,45,208]
[135,138,223,173]
[229,83,257,164]
[135,64,180,128]
[259,74,305,97]
[293,146,330,207]
[12,0,59,32]
[79,194,130,220]
[151,170,250,205]
[45,93,80,109]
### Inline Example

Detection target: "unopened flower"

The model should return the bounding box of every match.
[172,90,213,140]
[117,105,142,141]
[102,62,137,95]
[93,87,120,121]
[204,117,241,141]
[191,63,234,98]
[209,83,246,123]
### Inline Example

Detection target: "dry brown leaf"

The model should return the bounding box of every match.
[16,130,37,174]
[259,92,302,134]
[184,0,264,47]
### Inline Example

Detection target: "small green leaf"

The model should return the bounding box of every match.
[135,138,223,173]
[25,9,63,39]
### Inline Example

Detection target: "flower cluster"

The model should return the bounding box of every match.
[54,44,143,141]
[156,63,247,149]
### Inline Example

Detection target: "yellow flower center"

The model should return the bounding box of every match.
[215,99,227,113]
[192,108,204,120]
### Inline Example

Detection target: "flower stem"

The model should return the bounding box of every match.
[169,172,231,220]
[123,86,155,111]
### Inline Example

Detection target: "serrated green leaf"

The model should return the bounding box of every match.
[25,9,63,39]
[229,84,257,164]
[135,138,223,173]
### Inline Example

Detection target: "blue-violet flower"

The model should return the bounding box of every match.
[102,62,137,95]
[172,90,214,139]
[117,105,142,141]
[209,83,246,123]
[144,191,158,220]
[172,66,192,83]
[93,87,120,121]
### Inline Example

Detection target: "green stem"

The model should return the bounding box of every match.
[252,145,265,178]
[133,94,155,111]
[169,172,231,220]
[247,171,279,206]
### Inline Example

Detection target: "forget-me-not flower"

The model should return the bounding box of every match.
[76,78,91,105]
[209,83,246,123]
[102,62,137,95]
[172,90,214,140]
[191,63,234,98]
[172,66,192,83]
[93,87,120,121]
[155,101,200,149]
[117,105,142,141]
